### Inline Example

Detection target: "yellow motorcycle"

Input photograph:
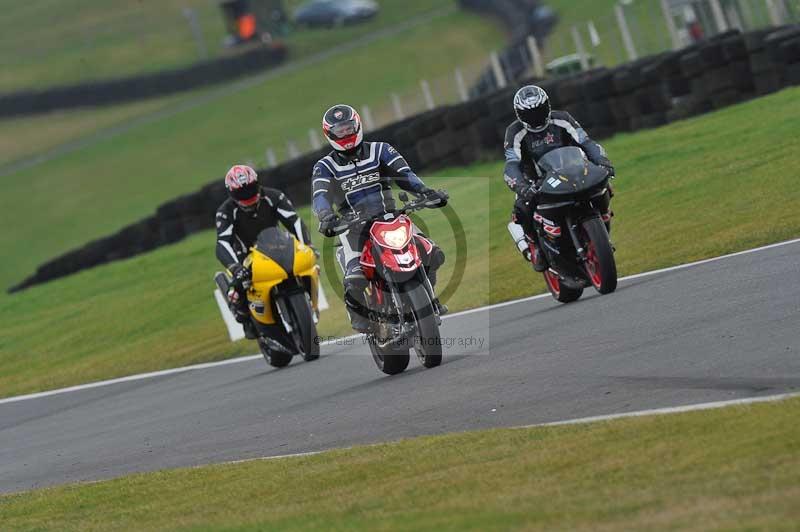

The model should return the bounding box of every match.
[215,227,321,367]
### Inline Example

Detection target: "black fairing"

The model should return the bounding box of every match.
[537,146,608,201]
[255,227,295,275]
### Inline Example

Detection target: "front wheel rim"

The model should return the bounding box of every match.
[585,242,602,289]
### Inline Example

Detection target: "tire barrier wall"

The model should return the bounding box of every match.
[9,26,800,293]
[0,45,287,119]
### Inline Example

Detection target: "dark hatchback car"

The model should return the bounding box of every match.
[293,0,379,28]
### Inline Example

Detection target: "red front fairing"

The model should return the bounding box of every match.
[361,215,422,275]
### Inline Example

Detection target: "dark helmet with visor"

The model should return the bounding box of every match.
[513,85,551,132]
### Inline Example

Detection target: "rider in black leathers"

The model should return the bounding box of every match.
[504,85,615,271]
[216,164,310,338]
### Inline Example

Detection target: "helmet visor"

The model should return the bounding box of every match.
[327,120,359,140]
[230,180,260,210]
[518,104,551,132]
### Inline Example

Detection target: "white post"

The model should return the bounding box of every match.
[587,20,601,47]
[308,129,321,150]
[361,105,375,131]
[660,0,682,50]
[726,4,744,31]
[390,93,405,120]
[526,35,546,78]
[286,140,300,160]
[182,7,208,60]
[489,52,508,89]
[454,68,469,102]
[265,148,278,167]
[765,0,784,26]
[709,0,730,32]
[615,3,638,61]
[420,79,436,110]
[571,26,590,71]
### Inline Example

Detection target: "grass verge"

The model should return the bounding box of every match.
[1,88,799,398]
[0,0,454,91]
[1,397,798,530]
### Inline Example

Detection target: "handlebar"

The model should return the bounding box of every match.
[330,192,448,236]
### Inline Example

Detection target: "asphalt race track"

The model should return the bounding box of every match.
[2,240,799,493]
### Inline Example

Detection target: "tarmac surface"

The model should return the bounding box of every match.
[2,240,798,493]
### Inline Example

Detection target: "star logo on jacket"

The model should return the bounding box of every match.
[544,133,555,144]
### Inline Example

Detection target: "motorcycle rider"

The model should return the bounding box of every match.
[311,104,448,333]
[504,85,615,272]
[216,164,311,339]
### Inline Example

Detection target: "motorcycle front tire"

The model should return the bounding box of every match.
[286,291,320,361]
[368,336,410,375]
[405,280,442,369]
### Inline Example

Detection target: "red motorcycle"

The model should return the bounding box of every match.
[332,193,447,375]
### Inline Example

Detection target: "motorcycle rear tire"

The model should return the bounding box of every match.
[543,269,583,303]
[582,217,618,294]
[286,292,320,361]
[405,280,442,369]
[259,339,293,368]
[368,336,410,375]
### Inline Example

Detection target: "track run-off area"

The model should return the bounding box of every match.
[1,238,799,494]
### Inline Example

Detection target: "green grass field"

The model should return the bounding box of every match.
[0,91,207,166]
[0,0,454,92]
[1,88,799,398]
[0,8,505,291]
[2,396,798,530]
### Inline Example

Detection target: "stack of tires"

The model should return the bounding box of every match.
[762,26,800,89]
[608,56,668,132]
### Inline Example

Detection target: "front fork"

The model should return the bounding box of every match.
[565,215,587,261]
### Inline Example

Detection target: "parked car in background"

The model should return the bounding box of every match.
[293,0,379,28]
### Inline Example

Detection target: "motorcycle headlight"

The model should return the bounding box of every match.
[381,226,408,248]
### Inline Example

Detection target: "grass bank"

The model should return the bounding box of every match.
[0,8,505,291]
[0,0,454,91]
[2,397,798,530]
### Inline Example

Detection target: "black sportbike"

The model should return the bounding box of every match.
[532,147,617,302]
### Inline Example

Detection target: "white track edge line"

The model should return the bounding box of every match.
[169,391,800,469]
[2,237,798,406]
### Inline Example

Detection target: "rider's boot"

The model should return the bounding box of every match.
[347,308,371,334]
[344,291,371,333]
[528,240,548,272]
[229,289,258,339]
[242,319,258,340]
[510,221,547,272]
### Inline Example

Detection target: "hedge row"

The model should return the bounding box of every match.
[0,44,287,118]
[9,26,800,293]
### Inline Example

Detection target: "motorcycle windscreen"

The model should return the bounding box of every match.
[254,227,295,275]
[538,146,607,196]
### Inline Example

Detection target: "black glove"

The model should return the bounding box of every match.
[594,157,615,177]
[518,183,538,203]
[318,211,340,238]
[419,188,448,208]
[228,263,250,290]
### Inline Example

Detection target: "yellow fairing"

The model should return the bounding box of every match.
[247,238,319,325]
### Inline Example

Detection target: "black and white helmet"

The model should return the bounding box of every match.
[513,85,551,132]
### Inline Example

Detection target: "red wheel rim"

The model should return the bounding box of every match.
[544,270,560,297]
[585,241,602,289]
